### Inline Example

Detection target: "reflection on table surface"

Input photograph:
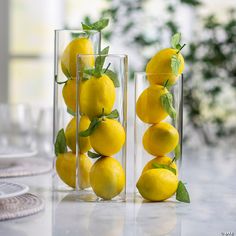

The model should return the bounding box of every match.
[0,147,236,236]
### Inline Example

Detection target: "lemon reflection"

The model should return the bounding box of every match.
[88,202,125,236]
[136,201,177,236]
[53,193,94,236]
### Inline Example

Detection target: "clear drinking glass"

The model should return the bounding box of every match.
[53,30,101,191]
[134,72,183,201]
[75,54,128,201]
[0,104,37,159]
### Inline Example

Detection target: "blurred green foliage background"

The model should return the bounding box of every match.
[84,0,236,145]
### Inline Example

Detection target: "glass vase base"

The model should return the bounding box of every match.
[72,189,126,202]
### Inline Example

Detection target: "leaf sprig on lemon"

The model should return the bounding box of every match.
[146,32,185,85]
[79,109,125,157]
[137,155,190,203]
[82,46,120,87]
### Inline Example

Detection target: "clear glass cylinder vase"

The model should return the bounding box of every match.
[134,72,183,202]
[53,30,101,192]
[75,53,128,201]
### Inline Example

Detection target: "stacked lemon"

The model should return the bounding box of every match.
[55,35,95,190]
[54,19,126,200]
[136,33,190,202]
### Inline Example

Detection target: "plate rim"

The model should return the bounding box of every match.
[0,150,38,160]
[0,182,29,199]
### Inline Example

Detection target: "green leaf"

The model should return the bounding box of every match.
[180,0,202,6]
[81,19,109,31]
[176,181,190,203]
[90,18,109,31]
[171,55,181,76]
[174,143,181,161]
[104,69,120,87]
[54,129,67,156]
[81,23,92,30]
[67,107,76,116]
[152,163,176,175]
[79,118,101,137]
[171,33,181,49]
[94,46,110,77]
[87,151,102,159]
[160,93,176,119]
[106,109,119,119]
[83,69,96,81]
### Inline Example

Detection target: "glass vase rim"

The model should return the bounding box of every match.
[54,29,99,34]
[134,72,183,76]
[77,53,128,59]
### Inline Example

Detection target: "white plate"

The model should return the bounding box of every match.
[0,182,29,199]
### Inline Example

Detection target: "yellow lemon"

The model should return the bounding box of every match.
[136,85,168,124]
[79,153,93,189]
[143,122,179,156]
[90,118,125,156]
[136,168,178,201]
[65,115,91,154]
[61,38,94,77]
[56,152,92,189]
[62,79,77,112]
[79,74,116,120]
[146,48,184,85]
[90,156,125,200]
[142,156,178,176]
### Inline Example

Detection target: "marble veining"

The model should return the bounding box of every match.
[0,148,236,236]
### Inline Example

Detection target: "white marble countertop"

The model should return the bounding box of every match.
[0,147,236,236]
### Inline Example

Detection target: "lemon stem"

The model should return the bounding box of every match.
[101,108,106,121]
[104,63,111,73]
[54,76,67,85]
[170,157,176,165]
[163,79,169,88]
[177,44,186,54]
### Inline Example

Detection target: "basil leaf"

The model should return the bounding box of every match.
[176,181,190,203]
[174,143,181,161]
[90,19,109,31]
[94,46,109,77]
[152,163,176,175]
[106,109,119,119]
[79,118,101,137]
[104,69,120,87]
[67,107,76,116]
[54,129,67,156]
[171,33,181,49]
[171,54,181,76]
[160,93,176,119]
[87,151,101,159]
